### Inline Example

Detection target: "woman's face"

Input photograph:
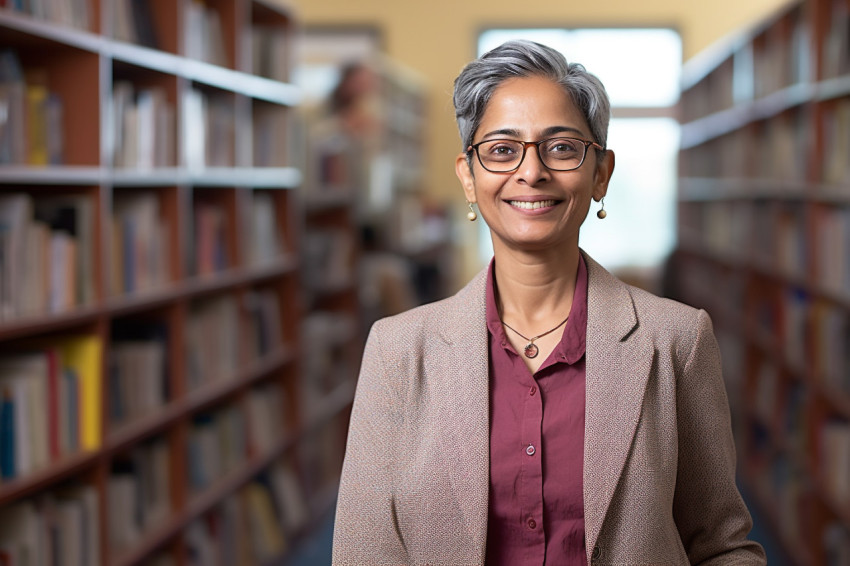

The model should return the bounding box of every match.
[455,75,614,254]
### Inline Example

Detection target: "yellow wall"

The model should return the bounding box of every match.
[284,0,791,281]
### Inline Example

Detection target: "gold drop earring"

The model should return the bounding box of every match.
[467,201,477,221]
[596,198,607,219]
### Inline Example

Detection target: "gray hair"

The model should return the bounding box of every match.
[453,39,610,157]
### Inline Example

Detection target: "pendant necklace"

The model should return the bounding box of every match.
[501,315,569,359]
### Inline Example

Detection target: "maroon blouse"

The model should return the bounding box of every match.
[485,257,588,566]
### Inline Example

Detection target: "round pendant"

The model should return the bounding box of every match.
[524,342,539,358]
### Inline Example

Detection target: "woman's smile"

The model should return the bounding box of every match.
[506,198,559,210]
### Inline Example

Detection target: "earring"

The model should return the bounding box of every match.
[466,201,477,221]
[596,198,607,219]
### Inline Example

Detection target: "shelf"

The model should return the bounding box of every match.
[0,305,102,341]
[0,8,102,52]
[681,82,815,149]
[0,166,303,188]
[678,177,850,203]
[0,450,100,506]
[0,11,302,106]
[0,165,104,185]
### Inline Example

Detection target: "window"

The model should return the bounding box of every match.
[476,29,682,274]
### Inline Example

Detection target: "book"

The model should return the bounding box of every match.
[57,335,102,451]
[186,294,239,388]
[109,319,169,428]
[111,191,168,296]
[0,50,26,165]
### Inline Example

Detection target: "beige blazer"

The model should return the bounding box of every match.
[333,253,766,565]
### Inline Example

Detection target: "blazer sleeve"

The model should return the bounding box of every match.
[672,309,767,565]
[332,320,408,565]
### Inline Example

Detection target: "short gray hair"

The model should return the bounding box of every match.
[453,39,610,157]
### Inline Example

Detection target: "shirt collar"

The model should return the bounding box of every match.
[485,255,588,364]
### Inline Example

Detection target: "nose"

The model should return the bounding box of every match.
[515,142,550,184]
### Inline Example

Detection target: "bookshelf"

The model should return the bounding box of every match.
[0,1,353,564]
[673,0,850,563]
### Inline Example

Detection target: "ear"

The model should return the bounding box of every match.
[592,149,615,202]
[455,152,477,203]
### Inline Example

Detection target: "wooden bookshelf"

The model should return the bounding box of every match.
[672,0,850,562]
[0,1,352,564]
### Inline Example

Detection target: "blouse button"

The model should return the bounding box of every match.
[526,444,535,456]
[527,517,537,529]
[529,386,537,396]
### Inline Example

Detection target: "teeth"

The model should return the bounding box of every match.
[509,200,556,210]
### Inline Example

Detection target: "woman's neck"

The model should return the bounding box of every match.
[493,245,581,329]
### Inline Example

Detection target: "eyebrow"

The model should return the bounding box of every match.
[480,125,587,140]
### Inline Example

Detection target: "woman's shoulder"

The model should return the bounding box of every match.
[370,267,487,338]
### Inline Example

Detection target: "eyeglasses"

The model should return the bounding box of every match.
[467,136,604,173]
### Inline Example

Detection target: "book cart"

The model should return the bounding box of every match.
[673,0,850,562]
[0,0,354,564]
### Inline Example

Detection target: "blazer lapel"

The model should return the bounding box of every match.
[433,268,491,559]
[582,253,654,556]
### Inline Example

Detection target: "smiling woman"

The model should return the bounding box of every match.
[332,40,767,566]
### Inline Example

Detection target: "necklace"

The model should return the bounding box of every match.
[501,315,569,359]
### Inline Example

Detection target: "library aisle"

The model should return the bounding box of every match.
[671,0,850,563]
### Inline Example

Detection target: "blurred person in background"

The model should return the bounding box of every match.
[332,40,766,565]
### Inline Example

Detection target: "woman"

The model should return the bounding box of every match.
[332,40,766,565]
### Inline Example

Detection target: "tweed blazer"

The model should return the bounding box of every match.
[332,252,766,566]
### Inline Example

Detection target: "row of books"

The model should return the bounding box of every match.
[112,0,159,49]
[245,382,285,456]
[752,8,810,98]
[112,82,176,169]
[185,460,309,565]
[193,199,231,276]
[680,200,812,280]
[0,50,63,166]
[682,114,812,181]
[680,58,735,122]
[823,0,850,79]
[108,436,171,553]
[824,521,850,566]
[183,87,235,169]
[187,403,247,493]
[303,229,356,299]
[185,293,239,388]
[242,287,283,360]
[251,25,289,82]
[111,191,170,296]
[821,98,850,186]
[813,302,850,393]
[0,335,101,482]
[108,319,169,429]
[814,204,850,297]
[821,419,850,508]
[1,0,91,31]
[0,483,99,566]
[0,192,95,321]
[183,0,228,67]
[244,191,283,266]
[252,102,289,168]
